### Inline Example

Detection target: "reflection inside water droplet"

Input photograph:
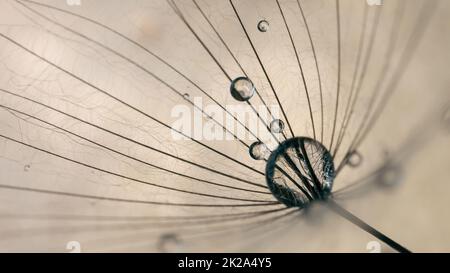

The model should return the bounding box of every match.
[230,77,255,101]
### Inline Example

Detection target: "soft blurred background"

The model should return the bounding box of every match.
[0,0,448,252]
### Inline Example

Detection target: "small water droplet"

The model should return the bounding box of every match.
[346,150,363,167]
[257,20,269,32]
[249,141,270,160]
[270,119,284,133]
[377,164,403,187]
[24,164,31,172]
[182,93,190,100]
[230,77,255,102]
[157,233,182,253]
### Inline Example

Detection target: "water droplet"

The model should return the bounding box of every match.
[346,150,362,167]
[265,137,335,208]
[257,20,269,32]
[269,119,284,133]
[182,93,190,100]
[157,233,182,253]
[249,141,270,160]
[24,164,31,172]
[230,77,255,102]
[377,164,403,188]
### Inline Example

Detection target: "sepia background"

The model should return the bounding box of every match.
[0,0,448,252]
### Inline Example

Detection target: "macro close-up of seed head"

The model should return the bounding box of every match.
[0,0,448,255]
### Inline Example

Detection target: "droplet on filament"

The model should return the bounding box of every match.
[265,137,335,208]
[230,77,255,102]
[270,119,285,134]
[257,20,269,32]
[249,141,270,160]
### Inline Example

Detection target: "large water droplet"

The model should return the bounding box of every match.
[265,137,335,208]
[249,141,270,160]
[257,20,269,32]
[230,77,255,102]
[270,119,284,133]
